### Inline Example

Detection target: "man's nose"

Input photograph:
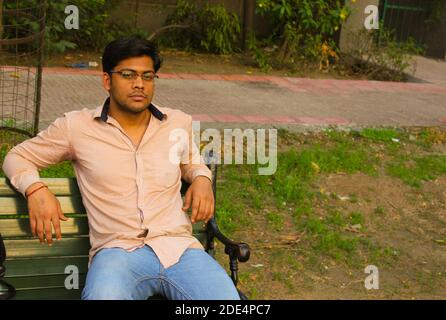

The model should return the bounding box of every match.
[132,75,144,89]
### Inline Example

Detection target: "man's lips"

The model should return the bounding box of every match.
[129,94,146,101]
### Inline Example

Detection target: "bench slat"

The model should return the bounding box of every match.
[0,195,86,216]
[6,273,87,291]
[0,217,89,238]
[12,287,84,300]
[0,178,80,196]
[4,237,91,259]
[0,215,206,236]
[4,256,89,277]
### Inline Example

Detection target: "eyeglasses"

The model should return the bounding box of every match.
[109,70,159,82]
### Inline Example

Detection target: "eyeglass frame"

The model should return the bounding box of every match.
[109,69,159,82]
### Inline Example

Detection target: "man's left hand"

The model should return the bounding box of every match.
[182,176,214,224]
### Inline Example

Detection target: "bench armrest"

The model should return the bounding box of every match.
[206,217,250,289]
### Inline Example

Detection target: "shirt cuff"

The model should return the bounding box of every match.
[191,169,213,183]
[11,171,41,198]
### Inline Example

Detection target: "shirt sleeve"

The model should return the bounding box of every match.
[2,114,74,197]
[179,115,212,184]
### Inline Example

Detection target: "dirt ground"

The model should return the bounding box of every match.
[214,174,446,300]
[213,131,446,300]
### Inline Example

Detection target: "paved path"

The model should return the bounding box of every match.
[38,59,446,131]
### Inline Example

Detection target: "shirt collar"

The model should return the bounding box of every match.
[94,97,167,122]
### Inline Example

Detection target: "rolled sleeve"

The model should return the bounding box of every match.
[2,114,73,197]
[9,169,41,197]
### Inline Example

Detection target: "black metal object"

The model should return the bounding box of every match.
[0,233,16,300]
[182,151,251,300]
[379,0,436,46]
[0,0,46,144]
[207,218,251,286]
[203,153,251,299]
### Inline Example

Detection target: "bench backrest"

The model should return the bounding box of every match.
[0,177,209,300]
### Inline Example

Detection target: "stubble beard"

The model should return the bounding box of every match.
[110,89,150,115]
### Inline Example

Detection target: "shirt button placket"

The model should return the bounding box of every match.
[135,153,145,236]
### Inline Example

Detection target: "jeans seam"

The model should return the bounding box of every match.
[134,276,162,299]
[135,275,160,286]
[160,276,193,300]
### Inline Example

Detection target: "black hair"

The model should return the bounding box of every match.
[102,36,162,74]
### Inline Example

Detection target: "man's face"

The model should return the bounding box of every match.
[103,56,156,115]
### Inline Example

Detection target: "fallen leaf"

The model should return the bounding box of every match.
[311,162,320,173]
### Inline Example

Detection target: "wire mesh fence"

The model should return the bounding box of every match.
[379,0,436,46]
[0,0,46,146]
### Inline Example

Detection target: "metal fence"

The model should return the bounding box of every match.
[0,0,46,143]
[379,0,437,45]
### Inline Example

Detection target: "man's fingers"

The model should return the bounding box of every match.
[30,215,37,238]
[58,208,69,221]
[53,212,62,241]
[182,189,192,211]
[58,202,68,221]
[198,200,210,223]
[190,197,201,224]
[36,219,44,244]
[205,201,215,223]
[55,205,66,240]
[44,219,53,246]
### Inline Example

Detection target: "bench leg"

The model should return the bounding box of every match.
[0,278,16,300]
[0,234,16,300]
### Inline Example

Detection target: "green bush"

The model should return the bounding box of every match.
[158,0,241,54]
[250,0,349,70]
[2,0,138,54]
[44,0,134,53]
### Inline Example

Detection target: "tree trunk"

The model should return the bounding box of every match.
[242,0,255,51]
[0,0,4,40]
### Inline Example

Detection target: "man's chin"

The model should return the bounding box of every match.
[124,100,150,113]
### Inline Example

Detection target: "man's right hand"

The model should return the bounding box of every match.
[26,182,69,246]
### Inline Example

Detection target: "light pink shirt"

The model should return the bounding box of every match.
[2,98,213,268]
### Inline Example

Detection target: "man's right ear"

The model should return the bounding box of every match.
[103,72,111,91]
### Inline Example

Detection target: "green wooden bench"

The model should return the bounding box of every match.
[0,165,250,300]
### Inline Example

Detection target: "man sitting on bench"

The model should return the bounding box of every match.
[2,37,240,300]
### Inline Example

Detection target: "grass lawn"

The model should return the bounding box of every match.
[1,126,446,299]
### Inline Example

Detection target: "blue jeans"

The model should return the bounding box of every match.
[81,245,240,300]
